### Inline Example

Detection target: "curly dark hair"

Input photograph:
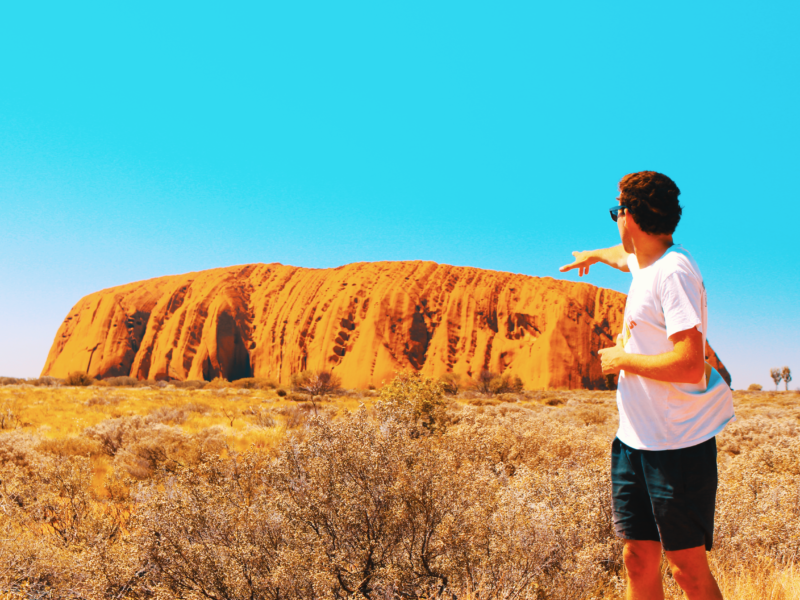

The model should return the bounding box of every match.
[618,171,682,235]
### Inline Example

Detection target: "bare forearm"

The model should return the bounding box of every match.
[600,327,706,384]
[619,351,705,384]
[590,245,631,271]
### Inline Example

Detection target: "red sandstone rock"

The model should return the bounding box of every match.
[41,261,731,389]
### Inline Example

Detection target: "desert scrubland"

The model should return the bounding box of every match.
[0,377,798,599]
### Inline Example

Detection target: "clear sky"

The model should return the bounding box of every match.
[1,1,798,390]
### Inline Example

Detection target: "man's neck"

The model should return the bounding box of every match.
[632,234,674,269]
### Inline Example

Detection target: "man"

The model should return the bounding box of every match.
[560,171,735,600]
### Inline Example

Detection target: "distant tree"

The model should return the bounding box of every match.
[470,370,523,395]
[781,366,792,391]
[473,370,496,394]
[770,368,783,391]
[747,383,763,391]
[292,370,342,396]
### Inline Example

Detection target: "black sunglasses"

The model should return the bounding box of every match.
[609,204,630,222]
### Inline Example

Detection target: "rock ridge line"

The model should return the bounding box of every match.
[42,261,731,389]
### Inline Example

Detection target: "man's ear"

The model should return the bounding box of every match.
[623,209,639,233]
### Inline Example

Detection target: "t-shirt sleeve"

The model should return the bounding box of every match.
[660,271,703,339]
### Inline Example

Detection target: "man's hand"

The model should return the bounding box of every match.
[599,335,627,375]
[560,251,599,276]
[560,245,631,275]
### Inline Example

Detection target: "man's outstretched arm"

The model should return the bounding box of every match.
[559,244,631,276]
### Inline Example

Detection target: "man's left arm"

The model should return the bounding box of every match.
[599,327,705,384]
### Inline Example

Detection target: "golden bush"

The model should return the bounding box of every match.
[64,371,94,386]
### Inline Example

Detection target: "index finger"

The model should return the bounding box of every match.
[559,261,579,272]
[559,255,582,272]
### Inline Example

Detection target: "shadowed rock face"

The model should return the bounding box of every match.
[41,261,731,389]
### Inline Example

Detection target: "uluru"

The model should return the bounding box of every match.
[41,261,731,389]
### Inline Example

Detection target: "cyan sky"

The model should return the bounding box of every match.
[1,1,797,389]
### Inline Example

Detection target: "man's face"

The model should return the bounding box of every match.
[617,195,635,253]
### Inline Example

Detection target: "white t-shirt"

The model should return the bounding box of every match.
[616,245,735,450]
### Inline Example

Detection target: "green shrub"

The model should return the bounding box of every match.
[438,372,462,394]
[230,377,278,390]
[471,370,524,395]
[377,372,447,433]
[64,371,95,387]
[290,370,311,389]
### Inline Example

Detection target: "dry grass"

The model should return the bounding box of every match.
[0,380,797,599]
[0,383,355,441]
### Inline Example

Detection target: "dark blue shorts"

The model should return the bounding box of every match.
[611,436,717,552]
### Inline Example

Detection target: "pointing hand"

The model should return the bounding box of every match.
[560,251,598,277]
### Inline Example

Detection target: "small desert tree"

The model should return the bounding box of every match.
[473,369,496,394]
[292,370,342,395]
[770,368,783,391]
[781,366,792,391]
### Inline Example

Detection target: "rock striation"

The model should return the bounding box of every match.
[41,261,731,389]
